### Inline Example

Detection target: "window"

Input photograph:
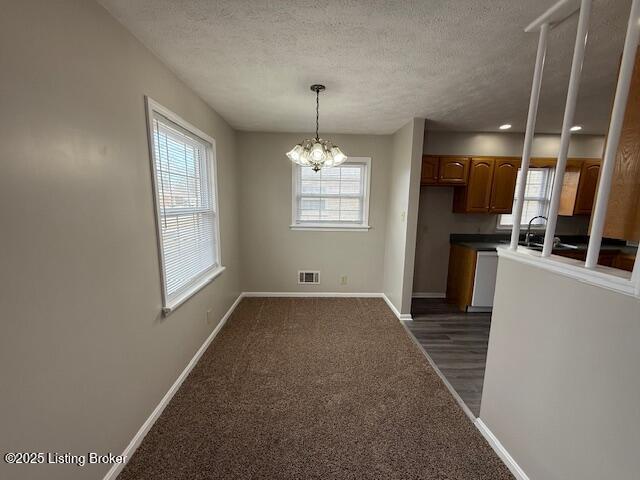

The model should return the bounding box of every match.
[146,98,224,313]
[498,167,554,229]
[291,157,371,230]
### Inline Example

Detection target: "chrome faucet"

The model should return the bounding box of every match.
[525,216,547,246]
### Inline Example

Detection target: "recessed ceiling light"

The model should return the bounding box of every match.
[499,124,512,130]
[570,125,583,132]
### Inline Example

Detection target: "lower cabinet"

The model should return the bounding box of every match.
[446,245,498,312]
[553,249,633,271]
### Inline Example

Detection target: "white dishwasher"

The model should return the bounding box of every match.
[470,251,499,309]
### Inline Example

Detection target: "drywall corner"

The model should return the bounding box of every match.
[383,118,425,315]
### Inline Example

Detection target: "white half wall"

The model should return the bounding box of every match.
[481,257,640,480]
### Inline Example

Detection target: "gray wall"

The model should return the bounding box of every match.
[424,131,605,158]
[383,119,425,313]
[237,132,393,293]
[0,1,241,479]
[481,257,640,480]
[413,131,605,294]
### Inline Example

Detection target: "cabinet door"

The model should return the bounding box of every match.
[439,157,469,184]
[603,50,640,241]
[574,160,600,214]
[463,158,495,212]
[421,155,439,185]
[489,158,520,213]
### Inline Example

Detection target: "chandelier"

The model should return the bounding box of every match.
[286,84,347,172]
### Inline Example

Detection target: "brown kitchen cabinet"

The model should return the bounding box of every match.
[439,156,470,184]
[603,50,640,241]
[453,158,495,213]
[421,155,439,185]
[612,253,636,272]
[420,156,470,185]
[490,157,521,213]
[446,244,477,311]
[553,248,632,270]
[559,159,601,216]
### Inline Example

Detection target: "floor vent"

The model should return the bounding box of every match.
[298,271,320,284]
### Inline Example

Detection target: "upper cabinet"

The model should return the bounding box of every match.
[421,155,439,185]
[439,157,470,184]
[559,159,601,216]
[420,156,470,186]
[490,157,521,213]
[422,154,602,216]
[453,158,495,213]
[603,50,640,242]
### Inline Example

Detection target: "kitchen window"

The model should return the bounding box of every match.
[146,98,224,314]
[498,167,554,229]
[291,157,371,231]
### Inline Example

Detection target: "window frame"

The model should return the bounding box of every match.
[145,97,225,314]
[497,167,555,230]
[290,157,372,231]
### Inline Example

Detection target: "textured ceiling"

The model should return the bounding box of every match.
[98,0,631,134]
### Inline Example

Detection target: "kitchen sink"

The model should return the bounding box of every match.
[518,241,579,251]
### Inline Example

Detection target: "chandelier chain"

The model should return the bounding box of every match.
[315,88,319,140]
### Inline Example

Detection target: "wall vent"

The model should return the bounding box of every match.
[298,271,320,284]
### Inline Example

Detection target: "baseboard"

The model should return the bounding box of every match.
[241,291,382,298]
[103,293,243,480]
[467,306,493,313]
[474,419,530,480]
[381,294,412,321]
[411,292,446,298]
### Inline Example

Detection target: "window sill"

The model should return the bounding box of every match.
[290,224,371,232]
[162,266,226,315]
[497,247,637,298]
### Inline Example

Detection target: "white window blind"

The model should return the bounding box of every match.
[147,101,222,312]
[292,159,371,229]
[499,167,554,228]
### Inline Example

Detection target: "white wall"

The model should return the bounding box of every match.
[383,118,425,313]
[481,257,640,479]
[413,131,606,295]
[237,132,393,293]
[0,2,241,479]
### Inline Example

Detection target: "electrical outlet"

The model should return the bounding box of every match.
[206,309,212,324]
[340,275,348,285]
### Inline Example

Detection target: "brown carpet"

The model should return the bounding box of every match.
[118,297,513,479]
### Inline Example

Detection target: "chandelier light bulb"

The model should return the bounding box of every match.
[285,84,348,172]
[310,142,325,161]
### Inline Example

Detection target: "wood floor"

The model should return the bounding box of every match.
[407,299,491,417]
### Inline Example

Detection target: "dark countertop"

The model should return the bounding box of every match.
[450,234,637,256]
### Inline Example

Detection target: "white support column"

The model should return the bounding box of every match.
[542,0,592,257]
[510,23,549,250]
[585,0,640,269]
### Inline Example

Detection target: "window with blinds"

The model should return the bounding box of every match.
[291,158,371,230]
[499,167,554,228]
[146,99,222,312]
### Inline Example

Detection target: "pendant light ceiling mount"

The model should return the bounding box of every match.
[286,84,347,172]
